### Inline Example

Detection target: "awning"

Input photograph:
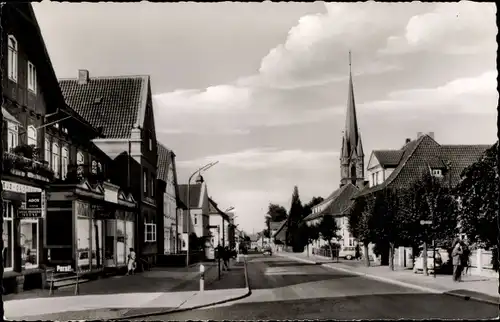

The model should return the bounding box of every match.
[2,107,20,124]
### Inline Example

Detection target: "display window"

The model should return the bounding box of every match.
[77,217,91,270]
[20,219,39,269]
[2,202,14,271]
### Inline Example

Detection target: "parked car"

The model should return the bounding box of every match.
[263,246,273,256]
[413,249,444,274]
[339,246,356,260]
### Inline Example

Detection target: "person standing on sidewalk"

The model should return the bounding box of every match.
[451,239,463,282]
[460,241,471,277]
[355,244,362,260]
[126,248,137,275]
[222,246,231,271]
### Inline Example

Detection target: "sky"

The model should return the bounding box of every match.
[33,1,498,234]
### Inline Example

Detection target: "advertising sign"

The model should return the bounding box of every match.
[19,192,43,218]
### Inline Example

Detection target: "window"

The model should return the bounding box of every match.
[117,219,126,264]
[52,142,60,177]
[62,147,69,179]
[21,219,39,268]
[77,151,85,165]
[432,169,442,177]
[151,174,154,197]
[27,61,37,93]
[7,122,18,152]
[194,215,198,225]
[3,202,14,271]
[45,138,51,166]
[143,170,148,194]
[27,125,37,147]
[149,138,152,151]
[7,35,18,82]
[77,217,90,270]
[91,160,98,174]
[145,223,157,242]
[126,221,134,256]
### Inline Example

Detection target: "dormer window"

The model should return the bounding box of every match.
[27,61,37,93]
[8,35,18,82]
[432,169,443,177]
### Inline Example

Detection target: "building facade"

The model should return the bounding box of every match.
[156,143,180,255]
[59,72,159,265]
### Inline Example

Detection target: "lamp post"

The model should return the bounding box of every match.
[186,161,219,267]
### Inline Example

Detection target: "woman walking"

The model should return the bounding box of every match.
[126,248,137,275]
[451,239,463,282]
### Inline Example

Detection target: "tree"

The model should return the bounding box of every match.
[456,143,498,270]
[318,215,341,259]
[368,189,402,269]
[266,203,288,222]
[303,222,320,257]
[286,186,304,252]
[401,171,459,275]
[303,196,324,218]
[348,195,375,267]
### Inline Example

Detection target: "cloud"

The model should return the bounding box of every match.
[361,71,498,114]
[379,2,497,55]
[177,148,340,171]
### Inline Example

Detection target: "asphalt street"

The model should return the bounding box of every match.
[145,254,498,320]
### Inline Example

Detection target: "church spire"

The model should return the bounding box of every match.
[344,50,359,155]
[340,51,365,188]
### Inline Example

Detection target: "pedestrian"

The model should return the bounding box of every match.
[461,241,471,277]
[126,248,136,275]
[451,238,463,282]
[355,244,362,260]
[222,246,230,271]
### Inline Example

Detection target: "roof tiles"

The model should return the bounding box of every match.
[59,76,148,138]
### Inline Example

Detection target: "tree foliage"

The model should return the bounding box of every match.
[266,203,288,222]
[286,186,304,251]
[318,215,341,258]
[456,143,498,249]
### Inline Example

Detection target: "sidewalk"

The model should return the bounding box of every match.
[277,251,499,305]
[5,259,250,320]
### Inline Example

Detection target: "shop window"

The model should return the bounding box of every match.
[117,219,126,265]
[105,220,116,266]
[126,220,134,255]
[91,219,103,269]
[77,151,84,165]
[27,125,37,147]
[77,217,91,271]
[2,202,14,271]
[145,223,156,242]
[20,219,39,268]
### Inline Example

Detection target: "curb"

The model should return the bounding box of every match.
[278,253,498,307]
[112,256,252,320]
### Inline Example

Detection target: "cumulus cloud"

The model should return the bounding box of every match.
[361,71,498,114]
[379,1,497,55]
[177,148,340,171]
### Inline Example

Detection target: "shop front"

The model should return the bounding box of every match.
[46,180,137,275]
[2,180,46,293]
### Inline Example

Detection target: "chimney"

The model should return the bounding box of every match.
[78,69,89,85]
[427,132,435,140]
[417,132,423,138]
[405,138,411,144]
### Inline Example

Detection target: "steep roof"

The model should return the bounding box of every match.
[270,220,286,231]
[59,75,150,138]
[372,150,404,167]
[356,135,491,197]
[273,219,288,241]
[157,142,172,182]
[208,198,230,221]
[303,183,359,221]
[178,184,203,209]
[344,52,362,158]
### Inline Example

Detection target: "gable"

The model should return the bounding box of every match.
[367,152,380,170]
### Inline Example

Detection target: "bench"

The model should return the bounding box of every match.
[46,268,83,296]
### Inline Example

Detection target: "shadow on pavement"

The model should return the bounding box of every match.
[248,273,356,290]
[157,292,498,320]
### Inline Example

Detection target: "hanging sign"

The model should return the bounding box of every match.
[18,192,43,218]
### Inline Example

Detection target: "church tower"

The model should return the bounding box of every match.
[340,52,365,188]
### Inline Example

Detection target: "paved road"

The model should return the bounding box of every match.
[145,254,497,320]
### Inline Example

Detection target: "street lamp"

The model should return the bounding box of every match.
[186,161,219,267]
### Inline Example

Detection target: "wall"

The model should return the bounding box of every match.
[367,165,395,187]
